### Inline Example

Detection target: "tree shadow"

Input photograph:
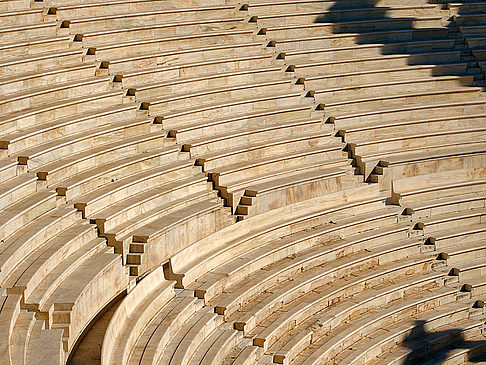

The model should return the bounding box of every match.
[311,0,483,82]
[400,320,486,364]
[308,3,486,361]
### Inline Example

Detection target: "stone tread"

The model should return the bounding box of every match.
[25,237,107,310]
[295,288,466,365]
[1,220,97,300]
[106,190,218,244]
[55,143,181,199]
[84,171,209,223]
[132,198,222,243]
[30,128,167,180]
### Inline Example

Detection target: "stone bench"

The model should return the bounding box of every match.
[77,164,209,240]
[104,41,267,75]
[0,157,18,184]
[20,115,154,173]
[293,51,462,78]
[189,322,242,365]
[0,35,77,62]
[456,13,486,26]
[390,168,486,206]
[44,0,225,7]
[419,206,486,235]
[0,75,115,115]
[314,75,472,104]
[0,294,21,365]
[342,113,486,146]
[49,0,168,19]
[413,335,486,365]
[339,303,484,364]
[0,220,98,306]
[116,53,277,88]
[76,17,247,48]
[350,129,486,164]
[156,305,224,365]
[213,232,425,335]
[30,125,167,185]
[274,27,449,52]
[244,0,439,14]
[0,173,37,213]
[455,257,486,282]
[169,184,384,289]
[0,63,96,98]
[56,143,180,202]
[142,79,300,117]
[103,190,219,260]
[407,192,486,220]
[0,205,79,289]
[186,202,401,304]
[161,91,306,129]
[0,8,45,26]
[130,66,289,101]
[0,22,59,44]
[0,90,125,136]
[0,0,31,11]
[67,146,181,212]
[448,1,486,15]
[231,344,263,365]
[9,310,36,365]
[1,103,139,156]
[90,29,256,61]
[0,48,85,78]
[298,287,467,365]
[181,114,324,156]
[209,143,346,210]
[353,133,486,181]
[0,189,57,243]
[25,319,64,365]
[428,224,486,251]
[61,5,238,34]
[281,38,455,64]
[460,24,486,37]
[101,267,175,365]
[133,292,205,365]
[253,5,439,28]
[33,244,128,353]
[200,132,334,171]
[172,104,316,144]
[304,63,467,90]
[326,87,480,116]
[263,16,442,40]
[461,35,486,49]
[243,0,337,15]
[235,166,352,218]
[219,229,424,325]
[441,237,486,266]
[255,265,450,358]
[333,99,486,131]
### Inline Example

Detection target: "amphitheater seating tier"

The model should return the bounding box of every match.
[1,0,486,364]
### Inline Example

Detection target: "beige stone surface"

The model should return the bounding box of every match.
[0,0,486,364]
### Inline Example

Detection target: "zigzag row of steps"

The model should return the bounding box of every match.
[0,0,485,364]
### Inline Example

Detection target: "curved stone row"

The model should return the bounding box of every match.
[0,0,485,364]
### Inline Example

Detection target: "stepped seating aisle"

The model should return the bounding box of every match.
[50,0,357,218]
[243,0,486,188]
